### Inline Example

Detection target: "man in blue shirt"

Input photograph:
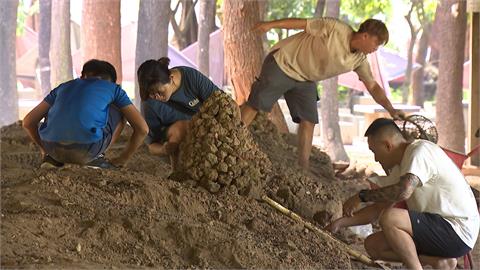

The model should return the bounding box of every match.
[23,59,148,168]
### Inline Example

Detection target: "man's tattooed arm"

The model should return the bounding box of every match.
[363,173,421,203]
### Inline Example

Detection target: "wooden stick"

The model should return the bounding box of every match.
[262,195,390,270]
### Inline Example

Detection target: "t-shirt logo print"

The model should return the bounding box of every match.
[189,98,200,107]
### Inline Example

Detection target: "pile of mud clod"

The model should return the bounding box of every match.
[177,91,272,198]
[1,98,351,269]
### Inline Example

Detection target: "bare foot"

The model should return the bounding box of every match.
[433,258,457,270]
[419,255,457,270]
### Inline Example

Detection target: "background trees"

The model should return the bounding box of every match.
[134,0,171,108]
[82,0,122,82]
[319,0,349,162]
[197,0,216,75]
[50,0,73,87]
[38,0,52,97]
[435,0,467,152]
[0,0,19,127]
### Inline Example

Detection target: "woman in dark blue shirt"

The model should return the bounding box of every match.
[137,57,220,168]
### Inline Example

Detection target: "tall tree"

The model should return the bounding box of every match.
[224,0,264,105]
[171,0,198,50]
[320,0,349,162]
[410,23,431,107]
[402,0,421,103]
[224,0,288,133]
[197,0,215,75]
[50,0,72,88]
[82,0,122,82]
[435,0,467,152]
[134,0,170,108]
[0,0,19,126]
[38,0,52,96]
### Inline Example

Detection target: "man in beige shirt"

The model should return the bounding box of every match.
[241,17,405,170]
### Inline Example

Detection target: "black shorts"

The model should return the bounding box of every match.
[409,211,471,258]
[246,50,319,124]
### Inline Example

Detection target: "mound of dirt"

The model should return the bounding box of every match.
[1,109,351,268]
[177,91,272,198]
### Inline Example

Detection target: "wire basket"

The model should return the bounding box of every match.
[396,115,438,143]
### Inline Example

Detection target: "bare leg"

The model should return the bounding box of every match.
[364,232,402,262]
[298,120,315,170]
[419,255,457,270]
[365,232,457,270]
[378,208,422,270]
[241,104,258,127]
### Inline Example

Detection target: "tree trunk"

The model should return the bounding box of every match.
[134,0,170,108]
[224,0,288,133]
[224,0,263,104]
[82,0,122,82]
[50,0,73,88]
[429,4,442,64]
[435,0,467,152]
[0,0,19,126]
[171,0,198,50]
[314,0,326,18]
[197,0,215,75]
[38,0,52,97]
[320,0,348,162]
[403,2,419,104]
[410,24,431,107]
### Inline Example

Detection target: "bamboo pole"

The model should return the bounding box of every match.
[262,195,390,270]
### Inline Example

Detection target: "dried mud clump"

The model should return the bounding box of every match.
[177,91,272,196]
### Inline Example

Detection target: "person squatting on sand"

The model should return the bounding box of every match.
[241,17,405,170]
[137,57,220,169]
[326,118,479,270]
[23,59,148,169]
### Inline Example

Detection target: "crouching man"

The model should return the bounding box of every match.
[340,118,479,270]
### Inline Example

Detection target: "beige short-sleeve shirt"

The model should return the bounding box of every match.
[271,17,374,83]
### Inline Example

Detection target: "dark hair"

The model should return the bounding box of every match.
[358,19,389,45]
[364,118,402,137]
[81,59,117,83]
[137,57,171,101]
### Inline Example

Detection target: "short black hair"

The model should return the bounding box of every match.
[364,118,402,137]
[81,59,117,83]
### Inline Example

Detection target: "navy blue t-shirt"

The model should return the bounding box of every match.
[142,66,220,144]
[39,78,132,144]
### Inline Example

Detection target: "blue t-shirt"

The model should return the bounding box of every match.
[142,66,219,144]
[39,78,132,144]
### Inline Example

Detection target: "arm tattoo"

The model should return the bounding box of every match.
[363,173,421,203]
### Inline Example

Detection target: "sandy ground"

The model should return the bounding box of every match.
[2,91,479,269]
[1,93,362,269]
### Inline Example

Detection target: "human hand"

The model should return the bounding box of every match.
[110,155,128,168]
[252,21,271,34]
[324,218,344,234]
[390,109,405,120]
[343,194,361,217]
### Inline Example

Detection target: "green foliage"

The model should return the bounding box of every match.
[267,0,316,19]
[16,0,38,36]
[266,0,316,41]
[340,0,392,25]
